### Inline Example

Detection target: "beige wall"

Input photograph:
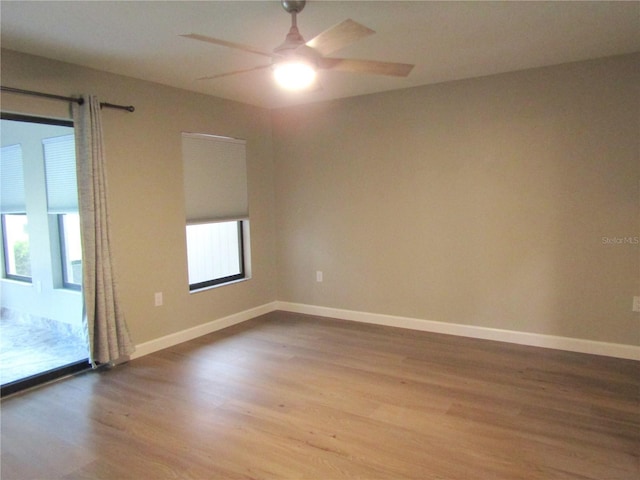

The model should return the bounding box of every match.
[272,54,640,346]
[1,49,277,345]
[2,49,638,349]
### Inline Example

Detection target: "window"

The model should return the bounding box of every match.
[182,133,250,291]
[2,214,31,281]
[1,113,88,396]
[42,132,81,289]
[186,220,245,290]
[59,213,82,289]
[1,114,81,289]
[1,142,30,281]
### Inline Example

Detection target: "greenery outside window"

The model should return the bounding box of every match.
[1,213,31,281]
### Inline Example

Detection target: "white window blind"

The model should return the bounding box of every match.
[0,144,25,213]
[186,221,242,285]
[43,134,78,213]
[181,133,248,223]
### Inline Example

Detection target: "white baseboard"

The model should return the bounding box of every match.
[131,300,639,361]
[131,301,278,359]
[275,301,640,361]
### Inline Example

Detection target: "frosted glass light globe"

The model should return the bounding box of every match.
[273,61,316,90]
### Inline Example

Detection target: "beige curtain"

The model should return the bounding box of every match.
[73,95,134,365]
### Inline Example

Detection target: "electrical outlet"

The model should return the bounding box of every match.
[633,296,640,313]
[316,271,323,282]
[154,292,163,307]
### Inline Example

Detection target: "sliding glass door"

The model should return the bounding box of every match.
[0,113,89,396]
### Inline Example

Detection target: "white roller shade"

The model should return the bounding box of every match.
[43,134,78,213]
[182,133,248,223]
[0,144,25,213]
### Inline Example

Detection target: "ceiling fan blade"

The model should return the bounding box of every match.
[320,58,414,77]
[306,19,375,56]
[181,33,275,59]
[197,64,273,81]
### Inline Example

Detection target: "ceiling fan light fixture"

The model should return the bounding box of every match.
[184,0,415,93]
[273,60,316,90]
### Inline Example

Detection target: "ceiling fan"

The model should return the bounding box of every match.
[181,0,414,91]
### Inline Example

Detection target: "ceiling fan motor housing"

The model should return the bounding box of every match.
[274,0,318,68]
[281,1,306,14]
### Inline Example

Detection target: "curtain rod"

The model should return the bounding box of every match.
[0,86,135,112]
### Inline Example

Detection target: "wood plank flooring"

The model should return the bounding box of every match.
[1,311,638,479]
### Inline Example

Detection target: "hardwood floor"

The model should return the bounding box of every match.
[1,311,638,479]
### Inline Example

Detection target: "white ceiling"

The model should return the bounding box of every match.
[1,1,639,109]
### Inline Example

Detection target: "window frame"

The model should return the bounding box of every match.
[187,219,246,291]
[1,213,32,283]
[57,213,82,291]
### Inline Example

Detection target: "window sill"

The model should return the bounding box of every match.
[53,287,82,295]
[189,276,250,294]
[1,277,33,287]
